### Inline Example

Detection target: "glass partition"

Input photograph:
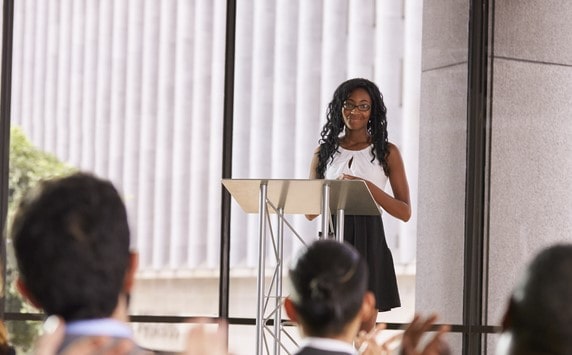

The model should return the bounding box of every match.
[6,0,227,351]
[229,0,425,331]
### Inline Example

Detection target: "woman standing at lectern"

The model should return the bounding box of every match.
[308,78,411,328]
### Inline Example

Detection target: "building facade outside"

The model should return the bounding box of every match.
[7,0,421,353]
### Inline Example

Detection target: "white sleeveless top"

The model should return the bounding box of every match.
[324,145,388,191]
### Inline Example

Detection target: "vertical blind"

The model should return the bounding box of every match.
[10,0,420,271]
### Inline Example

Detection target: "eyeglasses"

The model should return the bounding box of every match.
[342,102,371,112]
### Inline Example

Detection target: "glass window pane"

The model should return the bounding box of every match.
[229,0,425,346]
[8,3,226,352]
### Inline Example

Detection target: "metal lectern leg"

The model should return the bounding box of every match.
[321,183,330,239]
[256,182,268,355]
[336,209,345,242]
[274,208,284,355]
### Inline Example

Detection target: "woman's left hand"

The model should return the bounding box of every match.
[339,173,364,181]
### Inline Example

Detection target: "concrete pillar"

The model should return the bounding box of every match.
[419,1,572,353]
[486,1,572,352]
[417,1,470,353]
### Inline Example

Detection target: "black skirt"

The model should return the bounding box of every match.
[338,215,401,312]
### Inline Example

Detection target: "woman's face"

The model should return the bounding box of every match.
[341,88,371,132]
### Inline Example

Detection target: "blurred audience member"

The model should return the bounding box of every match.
[13,173,231,355]
[285,240,377,354]
[285,239,449,355]
[497,244,572,355]
[12,173,147,354]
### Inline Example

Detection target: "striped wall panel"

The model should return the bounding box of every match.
[10,0,420,271]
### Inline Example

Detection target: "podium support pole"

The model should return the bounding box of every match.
[274,208,284,355]
[255,182,268,355]
[336,209,345,242]
[320,182,330,239]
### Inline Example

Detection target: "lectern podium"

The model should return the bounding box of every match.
[222,179,379,355]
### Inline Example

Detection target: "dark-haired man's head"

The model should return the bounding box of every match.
[12,173,136,322]
[285,240,375,339]
[498,244,572,355]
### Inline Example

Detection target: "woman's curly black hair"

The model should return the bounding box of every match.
[315,78,389,178]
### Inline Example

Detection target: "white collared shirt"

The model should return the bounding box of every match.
[298,337,358,355]
[66,318,134,339]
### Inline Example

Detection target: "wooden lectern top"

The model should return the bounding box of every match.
[222,179,380,216]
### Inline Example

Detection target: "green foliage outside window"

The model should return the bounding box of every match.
[5,125,75,351]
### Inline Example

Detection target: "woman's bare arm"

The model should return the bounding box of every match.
[341,143,411,222]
